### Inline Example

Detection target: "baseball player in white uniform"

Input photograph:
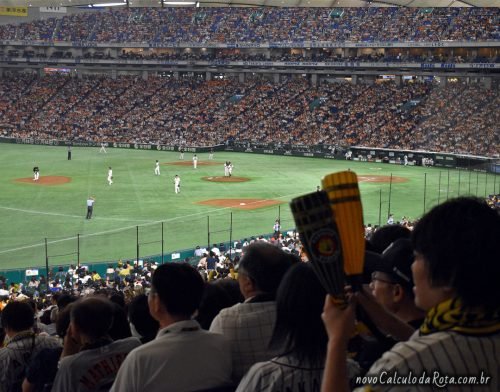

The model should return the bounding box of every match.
[99,142,107,153]
[33,166,40,181]
[174,175,181,194]
[179,147,184,160]
[193,154,198,169]
[224,161,229,177]
[154,160,161,176]
[208,149,214,160]
[107,167,113,185]
[228,161,233,177]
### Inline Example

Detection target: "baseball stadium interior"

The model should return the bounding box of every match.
[0,1,499,391]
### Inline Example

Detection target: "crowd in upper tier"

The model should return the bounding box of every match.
[0,7,498,43]
[0,74,498,157]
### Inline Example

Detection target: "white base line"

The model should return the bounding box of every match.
[0,191,304,256]
[0,206,152,223]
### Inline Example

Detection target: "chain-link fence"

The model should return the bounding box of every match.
[1,167,498,284]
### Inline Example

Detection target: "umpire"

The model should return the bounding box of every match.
[86,197,95,219]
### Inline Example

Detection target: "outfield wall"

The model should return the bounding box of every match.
[224,143,498,174]
[1,137,497,173]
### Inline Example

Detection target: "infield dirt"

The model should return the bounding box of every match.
[14,176,72,186]
[197,198,283,210]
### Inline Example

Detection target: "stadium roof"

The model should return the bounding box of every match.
[9,0,500,8]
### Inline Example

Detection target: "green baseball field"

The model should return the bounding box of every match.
[0,143,497,272]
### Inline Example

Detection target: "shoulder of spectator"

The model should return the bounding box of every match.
[235,361,267,392]
[209,303,242,332]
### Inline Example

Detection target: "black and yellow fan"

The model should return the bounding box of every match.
[322,170,365,290]
[290,190,346,306]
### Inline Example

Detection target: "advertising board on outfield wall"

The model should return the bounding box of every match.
[0,56,498,71]
[0,137,496,173]
[0,40,498,49]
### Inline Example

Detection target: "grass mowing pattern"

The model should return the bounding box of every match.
[0,144,497,270]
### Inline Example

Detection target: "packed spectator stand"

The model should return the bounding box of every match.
[0,7,498,44]
[0,8,497,158]
[0,75,498,157]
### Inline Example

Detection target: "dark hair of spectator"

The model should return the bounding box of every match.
[1,301,35,332]
[238,242,296,298]
[56,304,73,338]
[152,263,204,318]
[57,293,77,311]
[270,263,328,365]
[109,302,132,340]
[109,292,126,309]
[70,297,114,339]
[27,299,37,313]
[412,197,500,311]
[196,280,244,330]
[128,294,159,343]
[370,224,411,254]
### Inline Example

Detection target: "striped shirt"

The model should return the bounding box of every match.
[355,331,500,391]
[237,356,323,392]
[0,332,61,392]
[238,356,360,392]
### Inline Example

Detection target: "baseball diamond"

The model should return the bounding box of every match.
[0,144,497,271]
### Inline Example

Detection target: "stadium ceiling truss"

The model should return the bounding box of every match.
[6,0,500,8]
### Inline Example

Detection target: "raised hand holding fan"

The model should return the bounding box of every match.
[290,190,346,306]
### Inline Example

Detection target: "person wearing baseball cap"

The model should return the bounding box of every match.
[350,239,425,371]
[370,238,424,329]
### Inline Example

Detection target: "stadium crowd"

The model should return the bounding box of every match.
[0,74,498,157]
[0,196,499,391]
[0,7,498,43]
[0,6,498,391]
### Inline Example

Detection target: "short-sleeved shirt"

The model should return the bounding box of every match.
[110,320,232,392]
[0,332,61,392]
[51,337,140,392]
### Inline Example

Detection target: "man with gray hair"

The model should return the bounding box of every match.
[210,242,297,382]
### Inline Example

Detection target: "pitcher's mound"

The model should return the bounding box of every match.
[198,198,282,210]
[14,176,71,186]
[202,176,250,183]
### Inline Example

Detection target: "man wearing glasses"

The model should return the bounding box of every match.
[369,238,425,330]
[352,239,425,370]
